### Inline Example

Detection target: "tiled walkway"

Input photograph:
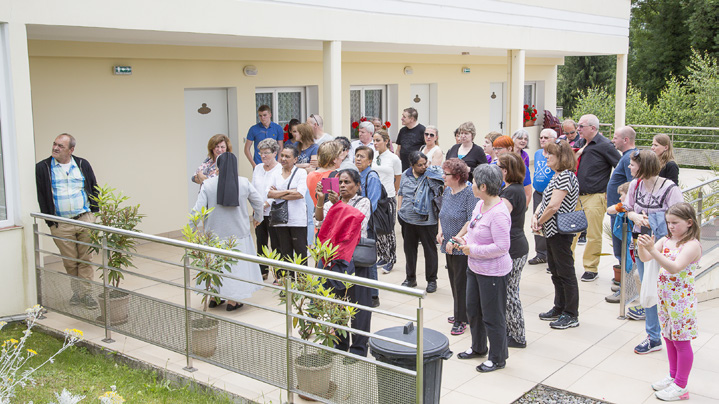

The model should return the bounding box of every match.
[37,169,719,404]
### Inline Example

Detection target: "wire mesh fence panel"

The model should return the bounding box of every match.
[289,340,416,404]
[38,270,104,325]
[188,310,290,388]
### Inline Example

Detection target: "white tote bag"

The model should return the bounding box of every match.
[639,259,660,308]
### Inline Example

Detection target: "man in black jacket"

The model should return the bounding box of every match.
[36,133,99,309]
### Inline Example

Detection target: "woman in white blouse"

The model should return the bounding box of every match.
[267,145,308,274]
[252,138,282,281]
[420,125,443,167]
[372,129,402,273]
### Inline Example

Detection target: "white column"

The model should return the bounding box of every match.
[615,54,628,128]
[3,21,39,311]
[507,49,526,136]
[322,41,342,137]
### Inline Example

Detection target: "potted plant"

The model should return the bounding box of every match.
[89,184,144,326]
[181,207,239,357]
[523,104,538,127]
[262,238,357,400]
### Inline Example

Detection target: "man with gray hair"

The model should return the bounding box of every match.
[351,121,376,160]
[528,128,557,265]
[604,126,637,303]
[307,113,334,145]
[36,133,99,309]
[573,114,621,282]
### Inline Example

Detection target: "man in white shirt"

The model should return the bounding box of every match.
[307,114,334,145]
[350,121,376,162]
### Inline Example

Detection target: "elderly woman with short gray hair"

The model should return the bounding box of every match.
[451,164,511,373]
[252,138,282,281]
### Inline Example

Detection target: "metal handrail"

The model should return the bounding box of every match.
[32,212,428,404]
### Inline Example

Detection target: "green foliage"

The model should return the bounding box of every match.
[557,55,616,117]
[0,322,234,403]
[570,87,614,125]
[686,0,719,56]
[685,50,719,127]
[261,238,357,349]
[182,207,239,312]
[89,185,145,288]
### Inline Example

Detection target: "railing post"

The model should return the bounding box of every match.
[618,218,628,319]
[101,235,114,343]
[416,303,424,404]
[33,222,46,319]
[183,254,197,372]
[285,277,294,404]
[697,189,704,226]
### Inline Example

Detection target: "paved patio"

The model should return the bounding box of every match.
[37,168,719,404]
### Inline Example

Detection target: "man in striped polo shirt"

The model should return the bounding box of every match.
[36,133,99,309]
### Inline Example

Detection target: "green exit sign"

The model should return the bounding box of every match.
[113,66,132,75]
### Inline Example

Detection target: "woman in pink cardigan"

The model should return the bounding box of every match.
[448,164,511,373]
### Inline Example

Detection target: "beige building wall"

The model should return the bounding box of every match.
[29,41,559,237]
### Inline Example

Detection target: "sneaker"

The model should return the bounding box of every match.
[528,256,547,265]
[652,375,675,391]
[634,336,662,354]
[69,292,82,306]
[539,307,562,321]
[371,296,380,308]
[627,305,646,320]
[577,235,587,244]
[81,295,99,310]
[450,321,467,336]
[611,283,620,292]
[381,262,394,274]
[426,281,437,293]
[605,290,621,304]
[550,314,579,329]
[401,279,417,288]
[447,316,455,324]
[655,382,689,401]
[377,259,387,266]
[581,271,598,282]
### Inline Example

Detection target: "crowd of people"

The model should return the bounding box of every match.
[39,104,702,400]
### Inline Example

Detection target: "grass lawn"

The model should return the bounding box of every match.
[1,323,238,403]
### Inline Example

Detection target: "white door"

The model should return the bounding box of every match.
[410,84,431,126]
[489,82,505,134]
[185,88,230,211]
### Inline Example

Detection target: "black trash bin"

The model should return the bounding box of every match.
[369,322,452,404]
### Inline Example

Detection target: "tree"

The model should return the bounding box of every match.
[687,0,719,57]
[628,0,692,103]
[557,56,616,117]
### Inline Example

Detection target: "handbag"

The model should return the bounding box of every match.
[352,237,377,267]
[269,168,298,227]
[639,259,660,308]
[557,198,588,234]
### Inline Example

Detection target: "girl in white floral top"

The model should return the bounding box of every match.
[637,202,702,401]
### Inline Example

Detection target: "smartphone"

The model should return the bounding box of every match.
[639,226,652,236]
[321,177,339,194]
[449,239,462,246]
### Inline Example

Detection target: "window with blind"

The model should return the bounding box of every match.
[350,86,386,139]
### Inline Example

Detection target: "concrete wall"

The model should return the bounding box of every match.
[29,41,558,237]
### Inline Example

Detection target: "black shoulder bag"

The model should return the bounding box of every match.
[269,168,298,227]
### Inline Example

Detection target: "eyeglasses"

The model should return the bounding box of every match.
[310,114,320,126]
[425,133,436,137]
[539,136,550,139]
[469,213,483,229]
[259,151,275,156]
[577,124,592,129]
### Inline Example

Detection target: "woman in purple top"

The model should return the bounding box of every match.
[450,164,511,373]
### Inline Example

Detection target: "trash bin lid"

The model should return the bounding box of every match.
[369,322,449,359]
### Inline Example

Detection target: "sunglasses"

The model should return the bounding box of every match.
[469,213,483,229]
[376,156,381,166]
[310,114,320,126]
[425,133,436,137]
[563,130,576,135]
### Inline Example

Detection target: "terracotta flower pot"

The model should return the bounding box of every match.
[523,119,536,127]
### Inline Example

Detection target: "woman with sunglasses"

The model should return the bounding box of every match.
[497,153,529,348]
[437,158,477,336]
[451,164,511,372]
[512,129,531,168]
[419,125,443,167]
[530,139,580,330]
[445,121,487,182]
[372,130,402,273]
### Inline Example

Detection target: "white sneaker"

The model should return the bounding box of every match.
[652,375,674,391]
[655,382,689,401]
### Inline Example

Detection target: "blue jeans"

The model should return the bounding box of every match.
[635,253,661,342]
[369,264,378,297]
[609,214,622,264]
